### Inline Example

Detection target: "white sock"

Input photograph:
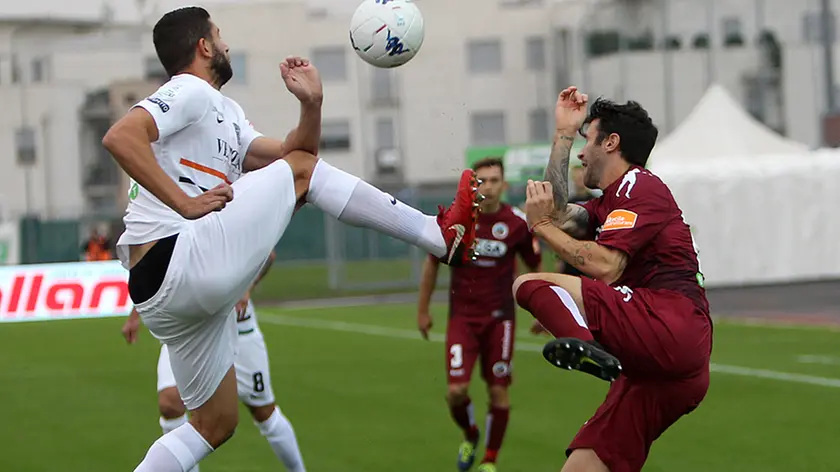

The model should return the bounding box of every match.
[256,407,306,472]
[306,160,446,258]
[134,423,213,472]
[160,416,199,472]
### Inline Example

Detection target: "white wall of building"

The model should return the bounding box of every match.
[0,22,144,218]
[0,0,838,218]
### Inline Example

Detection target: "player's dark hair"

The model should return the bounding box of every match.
[582,98,658,168]
[472,157,505,176]
[152,7,213,78]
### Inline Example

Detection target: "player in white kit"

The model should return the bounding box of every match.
[122,251,306,472]
[102,7,482,472]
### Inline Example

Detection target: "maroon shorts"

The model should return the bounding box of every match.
[446,315,515,387]
[566,278,713,472]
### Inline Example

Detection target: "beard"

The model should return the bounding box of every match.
[210,46,233,88]
[583,163,600,189]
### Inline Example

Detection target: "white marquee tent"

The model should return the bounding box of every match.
[647,84,840,288]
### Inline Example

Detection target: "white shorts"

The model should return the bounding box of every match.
[137,160,296,410]
[157,329,276,407]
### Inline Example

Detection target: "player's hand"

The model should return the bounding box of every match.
[280,56,324,105]
[417,312,433,340]
[525,180,556,231]
[530,320,550,336]
[555,86,588,134]
[177,183,233,220]
[235,291,251,322]
[122,309,141,344]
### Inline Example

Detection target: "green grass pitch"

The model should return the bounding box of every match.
[1,302,839,471]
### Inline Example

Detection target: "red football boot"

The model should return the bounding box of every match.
[437,169,483,265]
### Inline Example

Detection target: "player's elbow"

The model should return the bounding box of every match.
[101,125,121,154]
[102,121,137,158]
[594,254,627,285]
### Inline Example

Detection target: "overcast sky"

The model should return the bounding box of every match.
[0,0,349,23]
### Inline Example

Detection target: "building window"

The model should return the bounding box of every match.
[528,109,551,143]
[144,55,167,81]
[375,117,396,149]
[11,55,21,84]
[321,120,351,150]
[470,112,506,146]
[311,47,347,81]
[803,11,836,43]
[229,52,247,84]
[31,57,49,83]
[525,37,546,70]
[370,67,396,103]
[467,39,502,73]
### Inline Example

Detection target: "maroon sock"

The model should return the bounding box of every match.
[483,406,510,463]
[449,397,479,443]
[515,280,594,341]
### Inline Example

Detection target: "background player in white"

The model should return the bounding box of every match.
[102,7,481,472]
[122,251,306,472]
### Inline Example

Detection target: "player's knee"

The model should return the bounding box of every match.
[513,274,550,309]
[192,408,240,449]
[247,403,277,424]
[562,449,610,472]
[488,385,510,408]
[283,151,317,183]
[446,383,470,405]
[158,388,186,419]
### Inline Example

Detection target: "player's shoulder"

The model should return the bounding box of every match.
[612,167,673,203]
[145,74,213,110]
[223,94,246,115]
[508,204,528,223]
[498,204,532,238]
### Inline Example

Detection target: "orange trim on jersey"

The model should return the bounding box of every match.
[179,158,231,185]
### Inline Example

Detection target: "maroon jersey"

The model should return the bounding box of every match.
[581,166,709,314]
[444,203,541,319]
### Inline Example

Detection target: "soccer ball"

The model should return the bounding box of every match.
[349,0,425,68]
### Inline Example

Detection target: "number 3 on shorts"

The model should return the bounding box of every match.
[449,344,463,369]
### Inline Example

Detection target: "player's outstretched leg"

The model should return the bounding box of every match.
[447,384,480,471]
[513,275,622,382]
[134,366,238,472]
[249,404,306,472]
[158,387,200,472]
[284,152,482,265]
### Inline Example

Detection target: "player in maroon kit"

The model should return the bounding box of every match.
[514,87,713,472]
[417,158,542,472]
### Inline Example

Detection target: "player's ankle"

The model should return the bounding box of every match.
[483,449,499,463]
[466,426,479,443]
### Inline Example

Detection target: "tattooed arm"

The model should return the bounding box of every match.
[544,132,575,213]
[544,131,591,239]
[533,222,628,284]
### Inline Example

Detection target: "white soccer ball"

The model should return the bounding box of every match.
[349,0,425,68]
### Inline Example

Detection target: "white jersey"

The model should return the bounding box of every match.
[116,73,262,268]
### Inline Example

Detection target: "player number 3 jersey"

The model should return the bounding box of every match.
[581,166,709,314]
[447,204,541,319]
[115,74,263,269]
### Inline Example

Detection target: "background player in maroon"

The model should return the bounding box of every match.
[513,87,713,472]
[417,158,541,472]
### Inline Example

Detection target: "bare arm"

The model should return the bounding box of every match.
[244,100,322,172]
[102,109,192,214]
[544,131,576,214]
[556,204,591,240]
[533,223,628,284]
[417,257,440,315]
